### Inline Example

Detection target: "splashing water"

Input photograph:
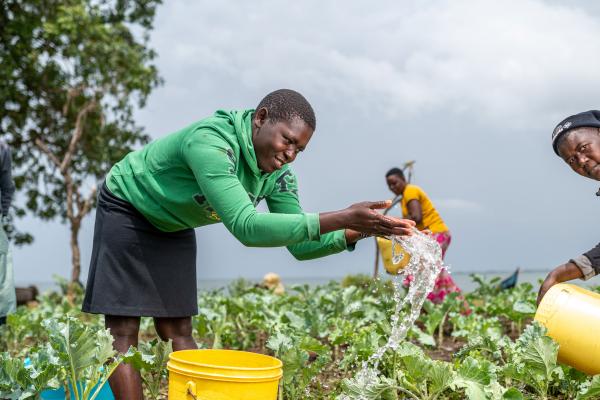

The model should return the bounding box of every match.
[340,229,446,399]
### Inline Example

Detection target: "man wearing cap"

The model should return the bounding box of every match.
[537,110,600,305]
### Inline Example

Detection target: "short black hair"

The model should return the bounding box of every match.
[256,89,316,131]
[386,167,405,180]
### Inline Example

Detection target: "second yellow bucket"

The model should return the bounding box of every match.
[167,349,283,399]
[376,237,411,275]
[535,283,600,375]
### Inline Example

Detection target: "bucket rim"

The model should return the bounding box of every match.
[167,362,283,383]
[168,349,283,372]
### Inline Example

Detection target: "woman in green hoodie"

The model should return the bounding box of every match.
[83,89,414,398]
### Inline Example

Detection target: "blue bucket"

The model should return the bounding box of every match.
[39,381,114,400]
[25,358,114,400]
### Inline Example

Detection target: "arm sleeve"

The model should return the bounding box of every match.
[582,243,600,278]
[265,168,351,261]
[403,185,421,204]
[182,131,320,247]
[0,145,15,216]
[570,254,596,281]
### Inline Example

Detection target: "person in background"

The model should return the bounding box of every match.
[262,272,285,295]
[0,141,16,326]
[83,89,415,399]
[385,167,462,303]
[537,110,600,305]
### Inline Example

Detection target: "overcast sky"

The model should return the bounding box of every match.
[12,0,600,285]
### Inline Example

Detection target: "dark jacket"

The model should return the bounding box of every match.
[0,142,15,217]
[585,243,600,275]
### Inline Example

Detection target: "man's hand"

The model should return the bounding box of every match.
[537,272,559,306]
[537,262,583,306]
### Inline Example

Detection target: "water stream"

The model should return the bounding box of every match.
[340,229,445,399]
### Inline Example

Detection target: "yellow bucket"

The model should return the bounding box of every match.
[376,237,411,275]
[534,283,600,375]
[167,349,283,399]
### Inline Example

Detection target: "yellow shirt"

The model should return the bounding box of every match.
[400,184,449,233]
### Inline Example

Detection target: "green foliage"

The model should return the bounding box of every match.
[0,347,62,399]
[453,357,496,400]
[341,375,399,400]
[125,339,172,400]
[0,0,162,279]
[341,274,374,289]
[43,316,123,400]
[578,375,600,399]
[267,328,331,400]
[502,323,563,399]
[1,275,599,399]
[420,292,462,347]
[1,0,162,207]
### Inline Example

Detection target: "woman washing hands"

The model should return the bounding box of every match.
[82,89,414,399]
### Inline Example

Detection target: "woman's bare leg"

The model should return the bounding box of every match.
[105,315,143,400]
[154,316,197,351]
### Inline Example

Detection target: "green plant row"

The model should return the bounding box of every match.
[1,274,600,399]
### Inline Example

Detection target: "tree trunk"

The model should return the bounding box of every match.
[34,99,98,287]
[70,219,81,285]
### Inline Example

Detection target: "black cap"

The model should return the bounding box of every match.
[552,110,600,156]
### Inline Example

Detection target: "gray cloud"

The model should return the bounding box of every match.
[13,0,600,286]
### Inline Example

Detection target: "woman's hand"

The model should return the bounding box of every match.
[537,262,583,306]
[319,200,415,237]
[345,200,415,237]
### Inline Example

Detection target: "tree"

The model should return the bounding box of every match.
[0,0,163,284]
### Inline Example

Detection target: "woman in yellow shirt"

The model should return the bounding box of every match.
[385,167,462,303]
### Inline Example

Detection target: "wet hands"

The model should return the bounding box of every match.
[346,200,415,237]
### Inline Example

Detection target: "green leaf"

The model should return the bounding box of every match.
[266,331,293,353]
[341,375,398,400]
[513,301,535,314]
[125,340,172,400]
[503,387,524,399]
[121,347,155,371]
[0,347,61,399]
[428,360,455,396]
[578,375,600,399]
[283,311,305,330]
[43,316,118,400]
[453,357,494,400]
[521,335,559,380]
[410,326,435,347]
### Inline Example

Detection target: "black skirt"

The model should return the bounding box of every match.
[82,184,197,317]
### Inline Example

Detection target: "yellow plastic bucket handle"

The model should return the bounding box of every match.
[186,381,198,399]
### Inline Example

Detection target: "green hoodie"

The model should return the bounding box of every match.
[106,109,350,260]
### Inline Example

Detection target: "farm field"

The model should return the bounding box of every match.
[1,274,600,400]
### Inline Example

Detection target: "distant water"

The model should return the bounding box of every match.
[15,269,563,294]
[195,269,553,293]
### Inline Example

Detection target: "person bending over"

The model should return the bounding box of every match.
[83,89,415,399]
[385,167,461,303]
